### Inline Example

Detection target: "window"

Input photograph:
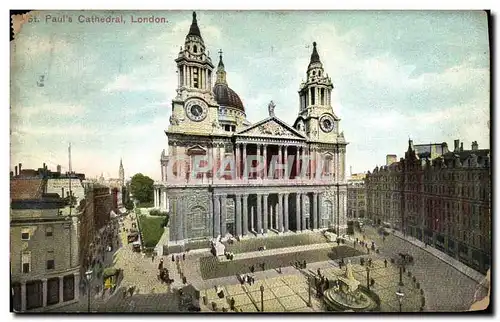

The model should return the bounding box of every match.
[193,68,199,88]
[45,226,53,237]
[22,251,31,273]
[21,228,30,240]
[310,87,315,105]
[193,45,197,53]
[46,251,55,270]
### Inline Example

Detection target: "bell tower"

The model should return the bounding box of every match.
[294,42,339,143]
[169,12,220,134]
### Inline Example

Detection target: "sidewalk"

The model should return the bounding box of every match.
[219,242,335,262]
[392,231,485,283]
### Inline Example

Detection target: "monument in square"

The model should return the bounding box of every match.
[323,260,380,312]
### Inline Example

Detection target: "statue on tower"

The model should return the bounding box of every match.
[268,100,276,117]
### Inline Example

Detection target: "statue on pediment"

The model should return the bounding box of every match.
[268,100,275,117]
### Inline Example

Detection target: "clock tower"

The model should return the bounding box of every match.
[168,12,220,135]
[293,42,340,143]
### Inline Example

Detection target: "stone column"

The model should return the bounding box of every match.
[214,195,221,237]
[318,193,324,228]
[154,188,157,208]
[263,144,268,180]
[242,194,249,235]
[243,144,248,180]
[178,196,184,240]
[301,194,307,231]
[301,147,305,180]
[277,145,282,179]
[269,205,274,229]
[250,206,254,232]
[296,148,301,180]
[275,204,279,231]
[235,144,241,180]
[256,194,262,234]
[42,278,47,307]
[209,193,214,235]
[59,276,64,304]
[263,194,268,234]
[236,195,242,237]
[284,146,288,180]
[256,144,261,179]
[278,193,284,232]
[221,194,227,237]
[284,193,289,232]
[296,193,301,232]
[313,193,319,230]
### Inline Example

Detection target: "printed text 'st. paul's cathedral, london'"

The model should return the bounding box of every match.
[154,12,348,250]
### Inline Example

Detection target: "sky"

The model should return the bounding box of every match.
[10,10,490,181]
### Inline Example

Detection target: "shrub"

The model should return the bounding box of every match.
[138,216,165,248]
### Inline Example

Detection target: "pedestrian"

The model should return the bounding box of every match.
[158,259,164,270]
[183,253,186,261]
[317,268,321,277]
[384,259,388,268]
[152,254,155,262]
[172,255,175,262]
[303,260,307,269]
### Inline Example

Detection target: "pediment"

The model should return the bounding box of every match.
[186,145,207,155]
[237,117,306,139]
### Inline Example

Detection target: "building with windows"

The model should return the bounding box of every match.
[365,139,491,274]
[347,173,366,220]
[10,178,80,312]
[153,12,349,252]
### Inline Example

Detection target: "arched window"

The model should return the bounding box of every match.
[193,45,197,53]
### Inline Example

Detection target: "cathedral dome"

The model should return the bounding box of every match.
[213,83,245,112]
[213,51,245,112]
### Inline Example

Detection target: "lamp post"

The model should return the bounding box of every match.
[366,266,370,290]
[399,265,404,286]
[260,285,264,312]
[308,275,312,307]
[85,269,93,313]
[395,288,405,312]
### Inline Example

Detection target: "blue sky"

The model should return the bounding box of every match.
[10,10,490,180]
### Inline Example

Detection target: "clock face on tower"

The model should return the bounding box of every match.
[319,114,335,133]
[185,99,208,122]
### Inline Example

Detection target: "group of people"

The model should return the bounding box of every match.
[239,274,256,285]
[293,260,307,269]
[224,251,235,260]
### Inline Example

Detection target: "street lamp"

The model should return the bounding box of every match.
[85,269,93,313]
[260,285,264,312]
[399,265,404,286]
[308,275,312,307]
[395,288,405,312]
[366,266,370,290]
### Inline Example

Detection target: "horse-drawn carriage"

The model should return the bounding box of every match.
[158,268,173,284]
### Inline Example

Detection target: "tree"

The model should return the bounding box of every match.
[130,173,154,203]
[124,199,134,211]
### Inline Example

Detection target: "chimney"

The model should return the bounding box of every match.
[460,142,463,152]
[14,166,18,176]
[10,171,13,178]
[62,187,65,198]
[43,162,46,169]
[472,141,479,151]
[57,165,61,173]
[454,139,460,152]
[18,163,22,174]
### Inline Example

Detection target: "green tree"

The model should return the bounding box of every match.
[124,199,134,211]
[130,173,154,203]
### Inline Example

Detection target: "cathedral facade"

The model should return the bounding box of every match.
[153,12,348,249]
